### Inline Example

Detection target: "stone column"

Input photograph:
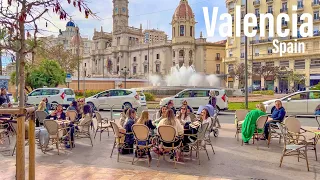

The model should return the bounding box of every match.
[274,61,280,90]
[289,60,295,89]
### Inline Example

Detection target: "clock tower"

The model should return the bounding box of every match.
[113,0,129,32]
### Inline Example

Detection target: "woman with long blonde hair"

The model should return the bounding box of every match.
[158,109,183,136]
[241,102,267,144]
[136,110,156,131]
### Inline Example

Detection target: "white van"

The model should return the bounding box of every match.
[159,88,228,111]
[27,88,75,109]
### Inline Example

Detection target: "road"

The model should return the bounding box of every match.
[98,110,320,127]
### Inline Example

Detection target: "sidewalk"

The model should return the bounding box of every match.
[0,123,319,180]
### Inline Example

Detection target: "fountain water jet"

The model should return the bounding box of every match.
[149,64,221,87]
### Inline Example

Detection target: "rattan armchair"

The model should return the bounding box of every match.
[235,110,249,141]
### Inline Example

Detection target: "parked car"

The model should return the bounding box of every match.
[263,90,320,115]
[85,89,141,110]
[135,90,147,106]
[159,88,228,111]
[27,88,75,109]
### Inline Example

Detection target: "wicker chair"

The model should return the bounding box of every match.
[35,110,48,126]
[157,125,182,169]
[204,117,216,154]
[43,120,67,155]
[66,110,78,122]
[110,122,134,162]
[235,110,249,141]
[279,121,310,171]
[187,123,211,165]
[241,115,268,149]
[131,124,152,166]
[284,117,318,161]
[0,122,10,144]
[94,111,111,140]
[74,115,94,147]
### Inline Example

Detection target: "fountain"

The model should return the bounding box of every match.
[150,63,220,87]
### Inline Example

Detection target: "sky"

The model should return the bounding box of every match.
[38,0,227,41]
[2,0,228,66]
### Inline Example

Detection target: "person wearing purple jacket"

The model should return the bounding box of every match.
[208,90,217,109]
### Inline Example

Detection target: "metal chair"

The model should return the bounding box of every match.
[235,109,249,141]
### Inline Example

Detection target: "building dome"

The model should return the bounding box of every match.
[66,21,75,27]
[173,0,194,19]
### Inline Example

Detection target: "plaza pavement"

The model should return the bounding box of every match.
[1,119,320,180]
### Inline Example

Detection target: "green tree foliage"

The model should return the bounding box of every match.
[10,59,66,90]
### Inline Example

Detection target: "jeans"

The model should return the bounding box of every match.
[264,121,276,138]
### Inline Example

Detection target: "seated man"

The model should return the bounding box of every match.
[263,100,286,140]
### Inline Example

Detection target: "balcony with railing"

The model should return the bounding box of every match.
[280,8,288,13]
[282,21,288,28]
[314,17,320,23]
[297,20,304,25]
[224,57,237,63]
[253,1,260,7]
[267,10,273,14]
[312,1,320,8]
[215,57,221,61]
[297,4,304,11]
[229,6,235,13]
[266,0,273,4]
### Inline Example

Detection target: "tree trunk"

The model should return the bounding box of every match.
[18,7,26,108]
[0,49,2,75]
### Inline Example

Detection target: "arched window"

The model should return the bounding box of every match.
[190,26,193,37]
[180,25,184,36]
[173,27,175,37]
[173,50,175,58]
[179,50,184,58]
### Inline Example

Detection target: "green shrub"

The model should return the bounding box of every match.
[252,90,274,95]
[74,90,102,98]
[144,92,155,101]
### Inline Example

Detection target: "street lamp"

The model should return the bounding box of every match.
[83,65,87,97]
[71,26,81,91]
[121,66,129,89]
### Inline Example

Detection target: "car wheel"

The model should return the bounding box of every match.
[123,102,132,109]
[87,102,96,111]
[51,102,58,110]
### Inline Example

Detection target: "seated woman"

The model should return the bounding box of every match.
[176,105,191,126]
[77,98,85,119]
[263,100,286,140]
[182,100,193,113]
[184,108,211,144]
[121,108,136,154]
[154,105,167,127]
[241,103,267,144]
[43,98,51,111]
[67,101,78,112]
[120,108,129,128]
[46,104,66,120]
[37,99,49,114]
[158,109,184,146]
[136,110,156,133]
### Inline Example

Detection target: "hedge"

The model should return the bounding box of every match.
[74,90,102,98]
[144,92,155,101]
[252,90,274,95]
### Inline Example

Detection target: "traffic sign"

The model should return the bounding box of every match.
[66,73,72,78]
[66,73,72,83]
